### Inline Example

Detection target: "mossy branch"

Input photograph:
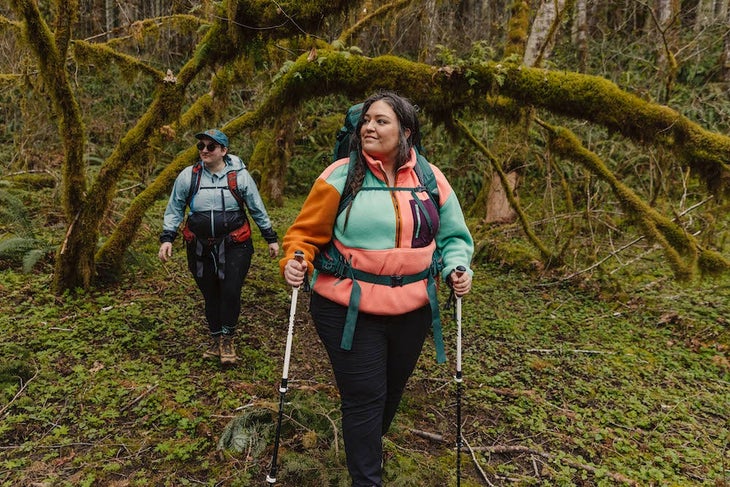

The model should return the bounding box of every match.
[504,1,530,58]
[263,51,728,199]
[54,0,78,57]
[96,59,249,272]
[490,63,730,192]
[72,40,166,81]
[537,118,730,279]
[336,0,412,46]
[0,14,22,28]
[101,49,730,281]
[455,118,556,264]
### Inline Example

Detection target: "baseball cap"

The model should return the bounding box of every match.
[195,129,229,147]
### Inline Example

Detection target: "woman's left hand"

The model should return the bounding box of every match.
[450,269,472,297]
[268,242,280,258]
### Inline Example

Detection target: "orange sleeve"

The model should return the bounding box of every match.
[279,177,342,275]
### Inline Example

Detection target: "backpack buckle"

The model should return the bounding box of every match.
[390,275,404,287]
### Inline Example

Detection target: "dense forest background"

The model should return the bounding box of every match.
[1,0,729,289]
[1,1,728,486]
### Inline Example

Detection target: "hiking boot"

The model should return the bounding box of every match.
[202,335,220,359]
[219,335,238,365]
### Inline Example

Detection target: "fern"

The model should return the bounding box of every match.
[0,190,34,238]
[0,236,53,273]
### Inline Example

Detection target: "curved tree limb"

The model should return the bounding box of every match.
[455,119,556,264]
[535,118,729,279]
[100,48,730,279]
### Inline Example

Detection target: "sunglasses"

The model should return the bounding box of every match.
[196,141,219,152]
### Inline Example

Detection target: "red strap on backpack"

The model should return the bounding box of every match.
[226,171,246,209]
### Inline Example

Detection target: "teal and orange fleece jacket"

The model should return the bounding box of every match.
[280,148,474,316]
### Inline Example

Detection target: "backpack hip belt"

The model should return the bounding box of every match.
[314,244,447,363]
[184,220,251,280]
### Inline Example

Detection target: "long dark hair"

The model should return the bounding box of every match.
[342,91,421,226]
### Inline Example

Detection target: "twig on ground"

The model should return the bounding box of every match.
[468,445,638,485]
[408,428,445,443]
[324,408,340,455]
[526,348,615,355]
[462,436,495,486]
[0,368,39,417]
[119,383,158,412]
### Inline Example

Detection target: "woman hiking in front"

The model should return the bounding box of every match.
[281,92,474,486]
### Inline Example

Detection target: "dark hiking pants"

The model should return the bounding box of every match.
[311,292,431,487]
[187,238,253,335]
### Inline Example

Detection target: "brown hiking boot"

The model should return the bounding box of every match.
[202,335,220,359]
[219,335,238,365]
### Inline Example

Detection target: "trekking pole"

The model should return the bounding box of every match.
[454,265,466,487]
[267,250,305,485]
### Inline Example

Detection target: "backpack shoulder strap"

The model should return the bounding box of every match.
[226,170,246,210]
[413,150,440,207]
[337,149,440,217]
[186,162,203,208]
[336,151,359,216]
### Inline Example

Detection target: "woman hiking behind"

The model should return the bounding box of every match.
[159,129,280,366]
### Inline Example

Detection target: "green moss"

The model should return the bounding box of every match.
[698,249,730,276]
[6,173,56,190]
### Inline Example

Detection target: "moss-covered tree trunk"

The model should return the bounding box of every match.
[9,0,93,290]
[479,0,530,225]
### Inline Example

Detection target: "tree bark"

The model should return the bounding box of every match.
[573,0,588,72]
[105,0,114,39]
[485,171,519,224]
[721,3,730,83]
[9,0,91,290]
[524,0,566,67]
[485,0,566,229]
[655,0,679,102]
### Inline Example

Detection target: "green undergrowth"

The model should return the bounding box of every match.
[0,198,728,487]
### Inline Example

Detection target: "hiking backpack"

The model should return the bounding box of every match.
[332,103,440,215]
[185,160,246,210]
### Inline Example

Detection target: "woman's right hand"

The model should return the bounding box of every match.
[158,242,173,262]
[283,257,307,287]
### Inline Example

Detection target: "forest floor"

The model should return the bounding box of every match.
[0,199,728,487]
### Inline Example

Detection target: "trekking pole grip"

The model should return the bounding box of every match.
[293,250,304,288]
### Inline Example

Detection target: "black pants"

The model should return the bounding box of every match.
[186,238,253,335]
[311,292,431,487]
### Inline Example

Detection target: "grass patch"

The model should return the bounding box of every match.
[0,198,728,486]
